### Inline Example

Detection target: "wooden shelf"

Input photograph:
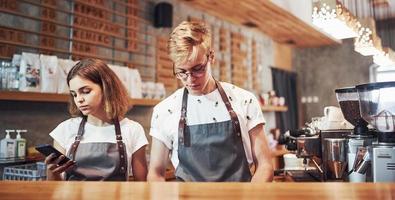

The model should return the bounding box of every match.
[261,105,288,112]
[129,98,160,107]
[0,91,160,107]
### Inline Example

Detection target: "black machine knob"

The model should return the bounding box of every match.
[278,133,289,145]
[285,139,297,151]
[289,129,307,137]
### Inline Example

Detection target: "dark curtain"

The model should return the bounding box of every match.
[271,67,299,133]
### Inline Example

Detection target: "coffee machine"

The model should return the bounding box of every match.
[320,131,350,180]
[335,87,376,182]
[281,123,352,181]
[355,81,395,182]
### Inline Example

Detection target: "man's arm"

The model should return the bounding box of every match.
[249,123,274,182]
[147,138,170,181]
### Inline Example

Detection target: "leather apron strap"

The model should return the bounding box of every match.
[113,118,127,175]
[69,116,87,161]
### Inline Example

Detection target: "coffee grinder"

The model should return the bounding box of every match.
[335,87,376,182]
[356,81,395,182]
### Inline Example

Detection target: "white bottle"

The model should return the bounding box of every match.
[15,130,27,158]
[0,130,16,158]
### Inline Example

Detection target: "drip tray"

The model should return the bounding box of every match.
[275,168,322,182]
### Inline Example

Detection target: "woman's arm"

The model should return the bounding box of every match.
[45,141,75,181]
[249,123,274,182]
[131,145,148,181]
[147,138,170,181]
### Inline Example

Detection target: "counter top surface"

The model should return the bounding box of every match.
[0,181,394,200]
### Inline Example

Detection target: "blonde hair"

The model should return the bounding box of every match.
[67,58,129,120]
[168,21,211,66]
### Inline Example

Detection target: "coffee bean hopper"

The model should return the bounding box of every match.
[335,87,376,182]
[355,81,395,182]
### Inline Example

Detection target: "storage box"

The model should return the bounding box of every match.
[3,162,46,181]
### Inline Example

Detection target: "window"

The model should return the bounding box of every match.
[370,64,395,82]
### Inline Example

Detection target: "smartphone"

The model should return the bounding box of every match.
[35,144,71,165]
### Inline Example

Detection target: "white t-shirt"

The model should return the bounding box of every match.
[149,82,265,168]
[50,117,148,175]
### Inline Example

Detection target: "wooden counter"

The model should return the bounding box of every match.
[0,181,394,200]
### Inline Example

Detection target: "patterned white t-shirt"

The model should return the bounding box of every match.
[50,117,148,175]
[149,82,265,168]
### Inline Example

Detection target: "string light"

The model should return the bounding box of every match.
[354,18,383,56]
[312,2,359,39]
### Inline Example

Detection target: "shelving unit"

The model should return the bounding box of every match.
[0,91,160,107]
[0,91,290,110]
[261,105,288,112]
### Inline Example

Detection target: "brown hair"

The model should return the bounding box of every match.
[66,58,129,120]
[168,21,212,66]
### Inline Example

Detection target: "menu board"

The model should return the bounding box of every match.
[0,0,155,81]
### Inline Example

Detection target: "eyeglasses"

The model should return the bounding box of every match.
[173,55,209,80]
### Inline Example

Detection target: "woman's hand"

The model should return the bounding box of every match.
[45,153,75,181]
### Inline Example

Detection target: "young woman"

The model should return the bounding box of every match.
[45,58,148,181]
[147,21,273,182]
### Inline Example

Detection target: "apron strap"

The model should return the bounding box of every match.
[113,118,128,176]
[69,116,128,179]
[178,88,190,146]
[69,116,87,161]
[214,79,242,137]
[178,79,243,147]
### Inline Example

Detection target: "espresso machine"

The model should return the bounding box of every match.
[280,123,351,181]
[355,81,395,182]
[335,87,376,182]
[280,128,323,181]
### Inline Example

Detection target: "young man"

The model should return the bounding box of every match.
[148,21,273,182]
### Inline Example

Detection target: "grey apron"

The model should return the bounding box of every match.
[66,117,128,181]
[175,80,252,182]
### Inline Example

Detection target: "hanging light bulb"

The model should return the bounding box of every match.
[354,18,383,56]
[373,48,395,66]
[312,0,359,39]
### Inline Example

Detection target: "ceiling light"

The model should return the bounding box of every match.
[373,48,395,66]
[312,1,359,40]
[354,18,383,56]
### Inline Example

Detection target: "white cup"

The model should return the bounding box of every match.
[146,82,156,99]
[278,97,285,106]
[324,106,344,122]
[283,153,306,170]
[154,83,166,99]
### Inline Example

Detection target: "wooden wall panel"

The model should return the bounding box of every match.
[0,0,296,94]
[252,40,260,92]
[274,42,293,71]
[230,32,247,88]
[156,37,178,92]
[218,28,230,82]
[0,0,155,81]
